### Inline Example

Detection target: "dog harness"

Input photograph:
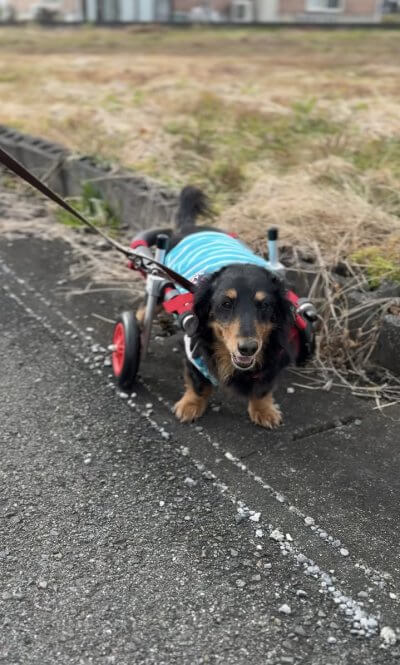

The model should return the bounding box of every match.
[184,335,219,386]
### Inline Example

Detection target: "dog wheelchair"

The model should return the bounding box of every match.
[0,146,317,394]
[111,228,318,391]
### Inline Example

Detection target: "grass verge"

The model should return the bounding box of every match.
[0,26,399,285]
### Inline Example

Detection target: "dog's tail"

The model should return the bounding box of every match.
[175,186,210,231]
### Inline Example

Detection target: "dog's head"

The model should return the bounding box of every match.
[193,264,293,377]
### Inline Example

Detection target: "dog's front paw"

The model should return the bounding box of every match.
[135,304,146,328]
[173,393,208,423]
[248,394,282,429]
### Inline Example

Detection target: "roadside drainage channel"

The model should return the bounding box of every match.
[1,124,399,377]
[0,124,178,233]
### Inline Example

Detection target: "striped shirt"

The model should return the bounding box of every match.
[164,231,268,293]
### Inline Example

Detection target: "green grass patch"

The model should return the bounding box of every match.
[351,246,400,288]
[102,93,125,111]
[164,92,344,202]
[189,93,341,163]
[131,90,145,106]
[0,71,20,83]
[349,137,400,177]
[56,182,120,233]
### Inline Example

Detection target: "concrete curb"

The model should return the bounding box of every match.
[287,266,400,375]
[0,125,178,232]
[1,125,399,375]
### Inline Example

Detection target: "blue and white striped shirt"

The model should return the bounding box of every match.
[164,231,268,293]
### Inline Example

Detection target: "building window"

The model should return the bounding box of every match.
[231,1,254,22]
[307,0,343,11]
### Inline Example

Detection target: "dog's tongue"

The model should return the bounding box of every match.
[233,354,253,367]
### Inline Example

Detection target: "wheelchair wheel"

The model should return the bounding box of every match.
[112,311,141,391]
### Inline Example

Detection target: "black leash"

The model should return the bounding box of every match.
[0,146,196,293]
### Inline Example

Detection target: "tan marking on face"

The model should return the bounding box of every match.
[248,392,282,429]
[211,318,273,377]
[255,321,274,347]
[211,319,240,355]
[225,288,237,299]
[255,291,267,302]
[173,367,213,423]
[213,338,235,383]
[210,320,241,382]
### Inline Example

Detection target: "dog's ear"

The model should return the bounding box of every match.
[193,273,216,326]
[271,276,293,324]
[266,272,296,359]
[193,268,225,331]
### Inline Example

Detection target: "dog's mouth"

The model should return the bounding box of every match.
[231,353,256,371]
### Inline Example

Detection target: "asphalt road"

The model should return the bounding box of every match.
[1,193,400,663]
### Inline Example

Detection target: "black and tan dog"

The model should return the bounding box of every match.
[162,187,296,429]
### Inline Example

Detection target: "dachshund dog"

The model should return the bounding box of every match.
[163,187,295,429]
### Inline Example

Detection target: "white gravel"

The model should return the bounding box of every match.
[296,589,307,598]
[270,529,285,542]
[278,603,292,615]
[380,626,397,646]
[184,477,197,487]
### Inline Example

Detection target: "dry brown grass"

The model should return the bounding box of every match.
[218,157,400,258]
[1,26,400,265]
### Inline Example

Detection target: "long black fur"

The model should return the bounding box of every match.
[191,266,294,398]
[170,186,296,401]
[176,186,210,231]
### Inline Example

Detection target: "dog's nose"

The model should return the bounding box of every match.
[237,340,258,357]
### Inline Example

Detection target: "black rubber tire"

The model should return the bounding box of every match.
[112,311,141,391]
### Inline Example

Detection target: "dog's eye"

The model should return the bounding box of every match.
[257,300,269,311]
[221,299,233,310]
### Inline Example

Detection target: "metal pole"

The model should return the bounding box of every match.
[140,234,169,360]
[266,227,285,278]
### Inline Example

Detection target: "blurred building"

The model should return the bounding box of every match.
[0,0,171,21]
[0,0,382,23]
[0,0,81,20]
[85,0,170,22]
[176,1,382,23]
[172,1,230,21]
[383,0,400,12]
[271,0,381,23]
